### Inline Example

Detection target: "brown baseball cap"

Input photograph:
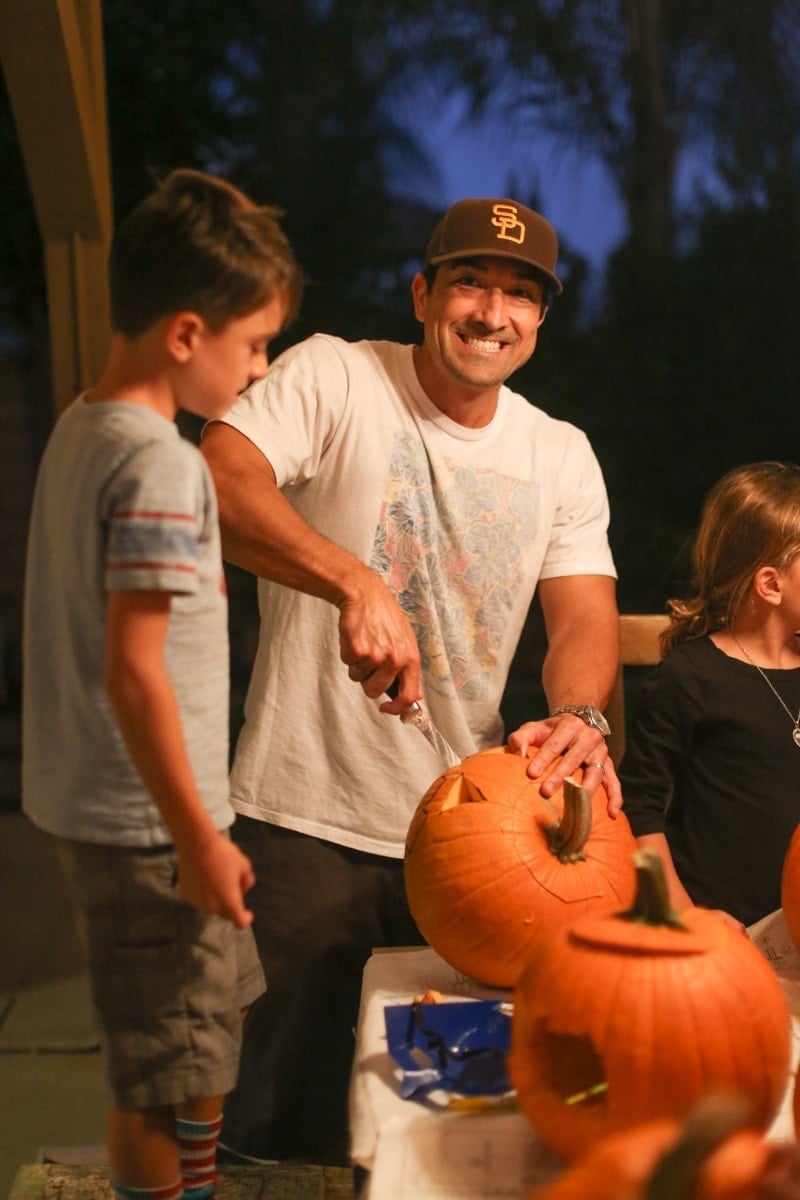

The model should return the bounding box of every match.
[424,197,563,294]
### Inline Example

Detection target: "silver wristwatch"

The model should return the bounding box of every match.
[549,704,611,737]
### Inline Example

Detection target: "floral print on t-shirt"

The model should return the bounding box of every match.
[370,431,539,701]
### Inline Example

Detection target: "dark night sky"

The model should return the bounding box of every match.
[389,88,626,271]
[390,85,720,283]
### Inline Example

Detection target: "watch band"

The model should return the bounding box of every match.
[549,704,611,737]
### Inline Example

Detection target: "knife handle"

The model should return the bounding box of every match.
[385,678,422,722]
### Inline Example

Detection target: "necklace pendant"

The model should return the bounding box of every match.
[794,728,800,748]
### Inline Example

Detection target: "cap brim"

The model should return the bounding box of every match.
[427,247,563,294]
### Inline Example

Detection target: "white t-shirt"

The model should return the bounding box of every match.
[222,334,615,856]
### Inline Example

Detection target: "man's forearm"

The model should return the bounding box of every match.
[541,628,619,711]
[217,478,374,607]
[202,421,370,608]
[201,422,422,700]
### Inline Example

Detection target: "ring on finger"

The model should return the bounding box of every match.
[586,760,605,773]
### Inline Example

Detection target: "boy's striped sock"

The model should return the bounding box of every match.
[112,1182,183,1200]
[176,1114,222,1199]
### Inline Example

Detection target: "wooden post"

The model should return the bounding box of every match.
[0,0,113,413]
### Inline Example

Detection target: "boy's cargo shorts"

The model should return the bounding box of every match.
[56,835,266,1109]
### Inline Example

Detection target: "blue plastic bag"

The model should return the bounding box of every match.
[384,999,512,1100]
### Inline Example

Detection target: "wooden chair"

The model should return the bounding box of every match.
[606,614,670,764]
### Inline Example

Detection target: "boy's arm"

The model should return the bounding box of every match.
[104,589,255,928]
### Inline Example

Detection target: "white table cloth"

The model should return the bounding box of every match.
[348,912,800,1199]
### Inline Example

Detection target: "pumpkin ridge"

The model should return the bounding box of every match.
[507,792,634,904]
[528,849,636,905]
[705,953,792,1115]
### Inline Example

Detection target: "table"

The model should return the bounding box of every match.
[348,912,800,1200]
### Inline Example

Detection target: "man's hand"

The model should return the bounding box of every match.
[337,564,423,711]
[176,831,256,929]
[507,713,622,816]
[203,426,424,711]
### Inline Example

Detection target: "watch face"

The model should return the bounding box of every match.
[550,705,611,736]
[585,707,611,736]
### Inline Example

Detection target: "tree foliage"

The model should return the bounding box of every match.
[350,0,800,606]
[101,0,436,345]
[1,0,798,615]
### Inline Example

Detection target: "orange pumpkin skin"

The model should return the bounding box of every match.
[531,1117,679,1199]
[403,747,638,988]
[531,1112,778,1200]
[509,903,791,1163]
[698,1129,774,1199]
[780,824,800,954]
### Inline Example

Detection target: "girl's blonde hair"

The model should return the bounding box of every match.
[662,461,800,654]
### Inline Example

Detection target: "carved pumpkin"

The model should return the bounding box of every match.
[510,850,791,1163]
[403,747,637,988]
[533,1093,790,1200]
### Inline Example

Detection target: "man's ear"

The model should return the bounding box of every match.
[411,272,428,323]
[753,565,782,606]
[164,311,205,363]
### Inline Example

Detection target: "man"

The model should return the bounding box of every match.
[201,196,620,1164]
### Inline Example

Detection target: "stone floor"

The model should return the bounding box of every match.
[8,1163,357,1199]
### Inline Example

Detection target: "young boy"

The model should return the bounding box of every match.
[22,169,303,1200]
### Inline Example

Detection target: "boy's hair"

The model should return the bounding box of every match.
[664,460,800,652]
[109,168,303,337]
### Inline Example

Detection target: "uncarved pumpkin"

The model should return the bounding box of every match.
[509,850,791,1163]
[404,747,638,988]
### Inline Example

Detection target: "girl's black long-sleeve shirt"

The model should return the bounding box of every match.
[619,635,800,927]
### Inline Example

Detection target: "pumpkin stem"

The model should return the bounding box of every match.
[621,849,687,929]
[644,1092,755,1200]
[546,778,592,863]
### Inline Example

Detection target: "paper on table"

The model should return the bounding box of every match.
[367,1111,561,1200]
[748,907,800,981]
[748,908,800,1142]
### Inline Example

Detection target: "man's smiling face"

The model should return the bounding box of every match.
[412,256,548,399]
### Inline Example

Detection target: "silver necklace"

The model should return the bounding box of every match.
[730,632,800,747]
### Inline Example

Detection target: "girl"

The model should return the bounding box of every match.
[620,461,800,930]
